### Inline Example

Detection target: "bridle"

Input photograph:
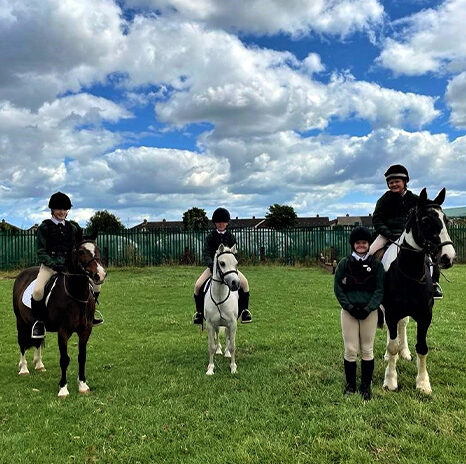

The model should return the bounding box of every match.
[209,250,239,317]
[406,206,453,260]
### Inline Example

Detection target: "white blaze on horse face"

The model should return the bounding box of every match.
[83,242,96,257]
[436,209,456,267]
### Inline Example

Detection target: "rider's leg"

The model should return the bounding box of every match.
[193,268,211,324]
[31,264,55,339]
[238,271,252,323]
[341,308,359,395]
[368,234,388,256]
[91,283,104,326]
[429,260,443,299]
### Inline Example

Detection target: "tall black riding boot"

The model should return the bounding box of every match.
[238,289,252,323]
[432,264,443,300]
[360,359,374,401]
[344,359,356,396]
[30,298,46,339]
[193,293,204,325]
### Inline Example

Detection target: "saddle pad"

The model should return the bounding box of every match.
[21,278,58,309]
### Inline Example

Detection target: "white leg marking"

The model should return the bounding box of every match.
[206,324,216,375]
[18,353,29,376]
[58,384,69,397]
[416,354,432,394]
[383,339,399,391]
[33,347,46,371]
[398,317,412,361]
[78,379,90,394]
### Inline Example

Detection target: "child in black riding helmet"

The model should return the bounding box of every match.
[334,226,385,400]
[369,164,443,299]
[193,207,252,325]
[30,192,103,339]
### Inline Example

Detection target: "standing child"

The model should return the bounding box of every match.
[31,192,103,339]
[334,227,384,400]
[193,207,252,325]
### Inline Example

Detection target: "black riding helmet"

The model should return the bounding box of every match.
[48,192,72,210]
[384,164,409,185]
[349,226,372,251]
[212,207,230,223]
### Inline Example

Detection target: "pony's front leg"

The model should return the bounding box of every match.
[57,332,70,397]
[415,322,432,394]
[225,324,237,374]
[206,324,216,375]
[398,317,412,361]
[18,349,29,376]
[215,329,222,355]
[33,345,46,371]
[77,332,91,394]
[383,323,399,391]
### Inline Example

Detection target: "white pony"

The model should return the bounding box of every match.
[204,244,241,375]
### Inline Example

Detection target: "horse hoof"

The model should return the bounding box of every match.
[215,348,222,355]
[224,350,231,358]
[58,385,69,397]
[230,366,237,374]
[35,365,46,372]
[18,369,30,376]
[206,370,214,376]
[78,381,90,394]
[383,382,398,392]
[400,350,412,361]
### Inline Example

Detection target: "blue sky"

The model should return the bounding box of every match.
[1,0,465,228]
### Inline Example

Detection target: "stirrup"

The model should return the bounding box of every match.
[240,309,252,323]
[433,283,443,300]
[31,321,46,339]
[93,310,104,326]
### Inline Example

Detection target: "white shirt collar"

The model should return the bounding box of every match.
[216,229,226,234]
[352,251,369,261]
[51,216,66,226]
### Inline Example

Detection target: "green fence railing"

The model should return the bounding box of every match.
[1,225,465,270]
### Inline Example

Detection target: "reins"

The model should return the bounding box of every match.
[209,250,238,319]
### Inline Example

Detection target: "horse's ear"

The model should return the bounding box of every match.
[230,244,237,254]
[218,243,225,253]
[433,188,446,205]
[418,188,427,205]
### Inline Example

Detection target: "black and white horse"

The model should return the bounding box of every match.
[382,188,455,394]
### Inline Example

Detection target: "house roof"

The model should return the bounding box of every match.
[335,215,373,227]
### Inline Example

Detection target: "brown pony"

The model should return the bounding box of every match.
[13,235,107,397]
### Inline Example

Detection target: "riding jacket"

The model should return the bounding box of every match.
[203,229,237,270]
[372,190,418,240]
[37,219,82,270]
[334,254,384,319]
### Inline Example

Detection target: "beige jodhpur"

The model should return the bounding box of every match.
[341,308,378,362]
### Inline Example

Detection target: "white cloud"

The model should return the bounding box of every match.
[123,0,384,37]
[446,72,466,128]
[377,0,466,75]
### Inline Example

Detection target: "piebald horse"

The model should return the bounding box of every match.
[205,244,241,375]
[382,188,455,394]
[13,236,107,397]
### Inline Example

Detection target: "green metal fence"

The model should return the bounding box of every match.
[1,225,465,270]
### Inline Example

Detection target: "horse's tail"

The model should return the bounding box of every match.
[377,307,384,329]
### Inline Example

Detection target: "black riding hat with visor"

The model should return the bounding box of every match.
[384,164,409,186]
[49,192,72,210]
[212,207,230,223]
[349,226,372,251]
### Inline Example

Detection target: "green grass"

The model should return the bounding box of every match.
[0,265,465,464]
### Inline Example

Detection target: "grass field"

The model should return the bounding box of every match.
[0,265,465,464]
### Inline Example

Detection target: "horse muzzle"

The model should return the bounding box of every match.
[439,253,454,269]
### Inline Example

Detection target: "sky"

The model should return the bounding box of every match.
[1,0,465,228]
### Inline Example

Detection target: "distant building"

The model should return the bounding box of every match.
[0,219,21,232]
[331,214,373,228]
[132,215,330,230]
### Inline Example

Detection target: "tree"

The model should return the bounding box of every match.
[86,210,124,234]
[183,207,209,230]
[265,204,298,229]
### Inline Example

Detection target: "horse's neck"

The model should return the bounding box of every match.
[397,237,426,279]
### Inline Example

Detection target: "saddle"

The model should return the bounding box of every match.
[374,245,389,261]
[21,275,59,309]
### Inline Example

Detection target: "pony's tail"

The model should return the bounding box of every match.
[377,308,384,329]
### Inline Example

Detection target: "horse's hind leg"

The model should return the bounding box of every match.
[398,317,412,360]
[33,343,46,371]
[57,332,70,397]
[77,332,91,394]
[383,321,399,391]
[415,321,432,394]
